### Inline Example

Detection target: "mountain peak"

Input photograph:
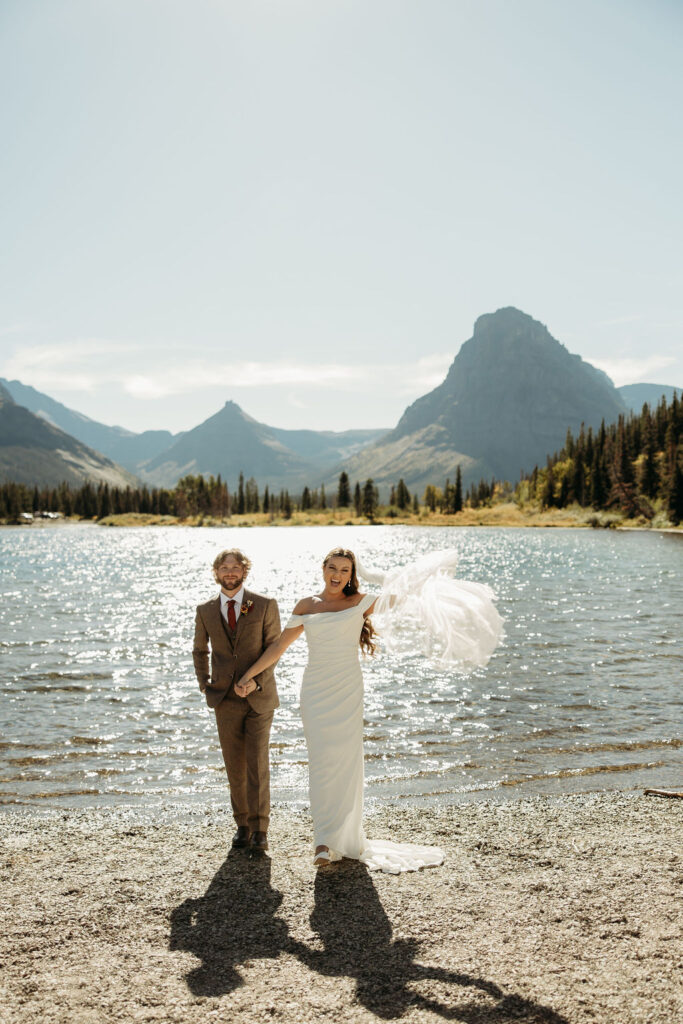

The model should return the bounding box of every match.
[471,306,551,344]
[361,308,627,487]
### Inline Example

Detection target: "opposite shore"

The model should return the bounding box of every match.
[5,501,683,531]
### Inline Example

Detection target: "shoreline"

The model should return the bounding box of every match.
[3,503,682,531]
[2,792,681,1023]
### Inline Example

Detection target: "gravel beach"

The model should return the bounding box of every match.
[1,792,681,1024]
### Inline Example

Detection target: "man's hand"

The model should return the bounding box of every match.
[234,677,258,698]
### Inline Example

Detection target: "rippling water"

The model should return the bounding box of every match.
[1,523,681,815]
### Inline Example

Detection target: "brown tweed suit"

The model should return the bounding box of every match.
[193,590,281,833]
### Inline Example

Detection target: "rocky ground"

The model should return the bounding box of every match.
[1,792,681,1024]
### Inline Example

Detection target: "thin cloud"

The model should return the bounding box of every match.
[3,339,141,391]
[2,339,454,403]
[122,361,363,399]
[122,356,454,399]
[590,355,676,386]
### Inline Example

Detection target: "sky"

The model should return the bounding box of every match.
[1,0,682,435]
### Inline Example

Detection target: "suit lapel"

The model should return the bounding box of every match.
[233,589,255,648]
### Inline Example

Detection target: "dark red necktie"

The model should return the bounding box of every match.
[228,600,237,630]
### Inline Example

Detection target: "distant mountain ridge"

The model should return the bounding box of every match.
[0,383,137,489]
[333,308,629,492]
[138,401,387,489]
[617,383,679,412]
[3,312,681,494]
[0,378,178,469]
[1,380,388,490]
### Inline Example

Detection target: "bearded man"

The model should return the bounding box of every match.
[193,549,280,853]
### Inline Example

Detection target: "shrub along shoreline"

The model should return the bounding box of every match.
[4,502,681,531]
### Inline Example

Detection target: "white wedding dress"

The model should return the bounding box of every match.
[287,595,444,873]
[286,550,504,874]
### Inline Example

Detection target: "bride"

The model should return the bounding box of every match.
[236,546,502,874]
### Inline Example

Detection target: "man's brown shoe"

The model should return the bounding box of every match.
[249,831,268,853]
[232,826,251,849]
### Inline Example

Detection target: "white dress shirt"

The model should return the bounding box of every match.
[220,586,245,625]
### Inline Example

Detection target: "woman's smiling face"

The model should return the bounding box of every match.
[322,556,353,596]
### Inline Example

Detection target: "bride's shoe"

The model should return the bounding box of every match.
[314,846,331,867]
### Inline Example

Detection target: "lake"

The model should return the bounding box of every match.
[1,523,681,817]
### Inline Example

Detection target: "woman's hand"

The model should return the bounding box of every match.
[233,623,303,699]
[234,676,258,698]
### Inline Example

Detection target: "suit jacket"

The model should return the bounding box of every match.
[193,589,281,712]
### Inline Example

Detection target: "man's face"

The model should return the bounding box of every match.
[216,557,245,594]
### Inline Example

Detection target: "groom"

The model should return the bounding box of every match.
[193,549,281,853]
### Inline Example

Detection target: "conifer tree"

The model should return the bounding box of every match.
[668,445,683,524]
[443,478,451,513]
[245,477,259,513]
[541,460,555,509]
[454,465,463,512]
[639,421,658,498]
[609,418,637,515]
[362,479,377,520]
[395,478,410,510]
[423,484,438,512]
[337,471,351,506]
[98,484,112,519]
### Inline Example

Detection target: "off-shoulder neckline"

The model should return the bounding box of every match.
[291,594,373,618]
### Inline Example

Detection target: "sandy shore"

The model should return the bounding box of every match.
[1,793,681,1024]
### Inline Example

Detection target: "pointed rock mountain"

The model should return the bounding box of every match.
[337,308,627,492]
[139,401,388,490]
[139,400,308,488]
[0,383,138,488]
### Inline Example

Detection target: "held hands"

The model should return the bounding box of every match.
[234,676,258,698]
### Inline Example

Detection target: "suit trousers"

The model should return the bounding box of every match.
[215,693,274,833]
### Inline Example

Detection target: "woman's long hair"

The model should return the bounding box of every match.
[323,547,377,656]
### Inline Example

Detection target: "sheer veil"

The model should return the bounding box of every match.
[355,549,503,669]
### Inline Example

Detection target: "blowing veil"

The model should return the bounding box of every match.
[355,548,504,668]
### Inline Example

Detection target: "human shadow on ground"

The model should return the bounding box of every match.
[286,861,569,1023]
[169,851,288,997]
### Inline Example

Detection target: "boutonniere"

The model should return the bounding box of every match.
[241,600,254,616]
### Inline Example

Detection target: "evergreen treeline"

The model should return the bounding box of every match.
[0,476,223,521]
[2,394,681,524]
[516,393,683,523]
